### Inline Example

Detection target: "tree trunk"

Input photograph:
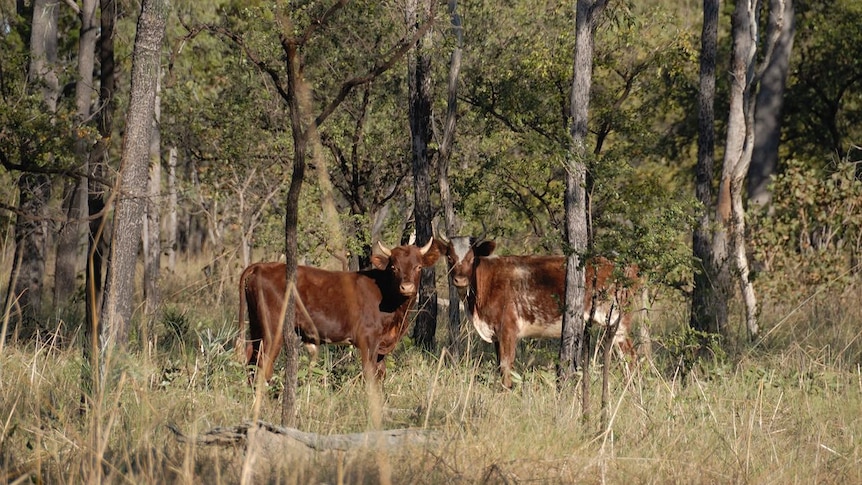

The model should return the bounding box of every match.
[166,147,178,272]
[54,0,98,309]
[437,0,463,359]
[85,0,115,350]
[720,0,759,339]
[690,0,727,335]
[280,37,305,428]
[7,175,51,334]
[748,0,795,207]
[99,0,168,348]
[407,0,438,353]
[560,0,606,421]
[143,71,162,323]
[54,179,86,308]
[6,0,60,333]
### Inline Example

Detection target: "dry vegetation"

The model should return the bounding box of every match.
[2,257,861,484]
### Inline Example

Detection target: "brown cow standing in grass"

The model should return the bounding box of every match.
[236,239,440,384]
[440,236,639,388]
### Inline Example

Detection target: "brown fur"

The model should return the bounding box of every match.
[236,240,440,384]
[442,238,638,388]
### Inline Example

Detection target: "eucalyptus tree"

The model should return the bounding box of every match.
[437,0,465,357]
[407,0,438,351]
[748,0,795,207]
[99,0,169,349]
[55,0,99,309]
[2,0,62,336]
[691,0,724,335]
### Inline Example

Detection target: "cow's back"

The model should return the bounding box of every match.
[471,256,566,342]
[295,266,391,345]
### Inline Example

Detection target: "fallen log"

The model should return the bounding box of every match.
[167,420,439,453]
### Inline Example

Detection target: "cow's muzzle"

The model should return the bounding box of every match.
[399,283,417,296]
[452,276,469,288]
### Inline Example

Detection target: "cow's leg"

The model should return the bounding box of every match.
[261,331,284,384]
[494,330,518,389]
[357,342,381,385]
[375,354,387,381]
[245,339,260,385]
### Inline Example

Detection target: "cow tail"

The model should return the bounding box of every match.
[236,266,251,362]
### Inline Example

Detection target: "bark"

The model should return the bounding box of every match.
[560,0,607,420]
[143,72,162,322]
[6,0,59,332]
[280,36,304,428]
[99,0,168,348]
[749,0,795,207]
[166,147,178,272]
[407,0,438,352]
[54,0,98,308]
[437,0,463,358]
[54,179,86,307]
[721,0,759,339]
[7,175,51,333]
[168,421,438,466]
[691,0,726,334]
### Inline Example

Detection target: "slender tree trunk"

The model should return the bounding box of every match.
[7,175,51,333]
[280,36,305,428]
[560,0,606,423]
[54,179,86,307]
[99,0,168,348]
[691,0,726,335]
[166,147,178,272]
[54,0,98,309]
[407,0,438,352]
[6,0,60,333]
[749,0,794,207]
[721,0,759,339]
[437,0,463,359]
[143,71,162,324]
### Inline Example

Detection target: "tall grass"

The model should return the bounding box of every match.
[2,269,861,483]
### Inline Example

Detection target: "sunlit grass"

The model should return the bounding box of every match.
[2,261,861,483]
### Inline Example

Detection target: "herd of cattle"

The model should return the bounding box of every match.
[236,236,639,389]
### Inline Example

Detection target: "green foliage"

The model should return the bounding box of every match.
[784,0,862,162]
[749,156,862,298]
[659,324,727,379]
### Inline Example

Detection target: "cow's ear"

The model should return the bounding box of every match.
[370,254,389,270]
[422,242,442,266]
[475,240,496,257]
[432,237,448,256]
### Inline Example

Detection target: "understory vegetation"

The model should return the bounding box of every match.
[1,262,860,483]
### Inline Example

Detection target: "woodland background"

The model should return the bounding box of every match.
[1,0,861,483]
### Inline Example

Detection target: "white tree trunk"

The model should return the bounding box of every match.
[720,0,761,339]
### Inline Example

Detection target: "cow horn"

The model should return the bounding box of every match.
[435,219,450,244]
[419,238,434,255]
[377,240,392,257]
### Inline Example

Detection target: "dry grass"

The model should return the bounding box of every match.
[2,267,862,484]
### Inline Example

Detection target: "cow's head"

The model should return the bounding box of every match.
[439,236,496,295]
[371,238,440,297]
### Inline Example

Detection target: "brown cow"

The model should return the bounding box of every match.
[236,239,440,384]
[441,236,638,388]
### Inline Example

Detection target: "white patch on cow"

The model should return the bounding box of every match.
[451,238,472,262]
[586,301,627,345]
[517,316,562,339]
[470,312,496,343]
[512,288,563,339]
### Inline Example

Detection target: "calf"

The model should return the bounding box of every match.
[236,239,440,384]
[441,236,638,388]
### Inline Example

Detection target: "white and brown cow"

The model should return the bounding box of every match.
[441,236,638,388]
